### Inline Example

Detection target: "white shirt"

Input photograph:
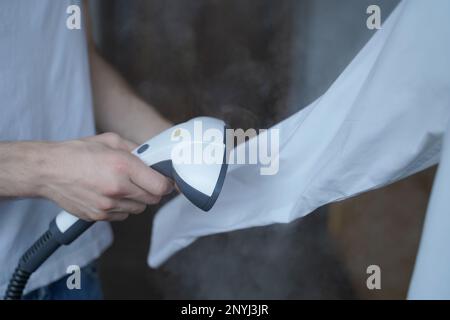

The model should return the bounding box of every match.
[0,0,112,295]
[148,0,450,298]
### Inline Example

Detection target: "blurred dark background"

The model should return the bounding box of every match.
[88,0,434,299]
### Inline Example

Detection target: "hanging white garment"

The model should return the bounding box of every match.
[408,119,450,299]
[148,0,450,299]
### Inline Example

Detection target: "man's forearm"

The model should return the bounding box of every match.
[89,48,171,145]
[0,136,172,220]
[0,142,51,198]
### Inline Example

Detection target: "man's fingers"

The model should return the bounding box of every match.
[127,156,174,196]
[122,180,163,205]
[119,138,139,152]
[108,199,147,215]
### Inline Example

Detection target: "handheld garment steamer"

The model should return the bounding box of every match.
[4,117,228,300]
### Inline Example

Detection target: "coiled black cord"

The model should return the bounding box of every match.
[4,268,31,300]
[4,230,60,300]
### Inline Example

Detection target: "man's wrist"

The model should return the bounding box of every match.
[26,141,60,198]
[0,141,57,198]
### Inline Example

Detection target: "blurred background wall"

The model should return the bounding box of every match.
[89,0,434,299]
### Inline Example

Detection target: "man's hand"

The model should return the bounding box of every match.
[0,133,173,221]
[41,133,174,221]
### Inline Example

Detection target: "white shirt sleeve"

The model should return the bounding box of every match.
[148,0,450,268]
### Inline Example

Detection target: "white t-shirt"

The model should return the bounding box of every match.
[0,0,112,295]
